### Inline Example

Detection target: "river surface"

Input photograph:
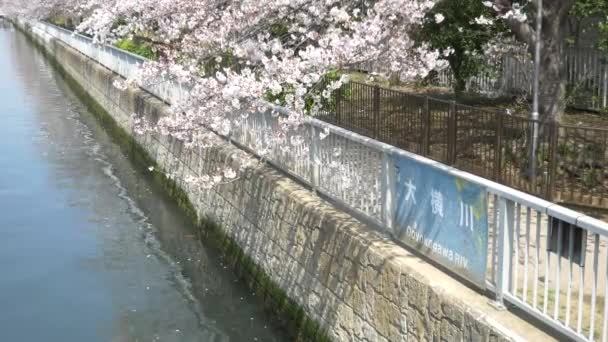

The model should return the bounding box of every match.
[0,20,285,342]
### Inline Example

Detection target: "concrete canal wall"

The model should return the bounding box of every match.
[15,19,553,342]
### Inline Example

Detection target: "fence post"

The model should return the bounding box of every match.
[309,124,320,191]
[381,151,396,232]
[335,87,342,125]
[503,52,511,91]
[448,100,457,165]
[373,85,381,139]
[546,121,559,201]
[422,97,431,156]
[603,65,608,109]
[494,196,514,309]
[494,112,504,182]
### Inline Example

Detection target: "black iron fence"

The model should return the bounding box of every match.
[318,81,608,209]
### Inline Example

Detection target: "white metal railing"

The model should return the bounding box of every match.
[25,19,608,341]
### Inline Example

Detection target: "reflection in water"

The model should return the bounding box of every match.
[0,19,285,342]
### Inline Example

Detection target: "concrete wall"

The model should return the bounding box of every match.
[17,20,554,342]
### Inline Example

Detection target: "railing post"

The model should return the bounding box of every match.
[494,112,504,182]
[373,85,381,139]
[448,100,457,165]
[422,96,431,156]
[309,124,320,191]
[381,151,396,232]
[494,197,515,309]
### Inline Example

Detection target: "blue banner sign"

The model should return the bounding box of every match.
[394,155,488,286]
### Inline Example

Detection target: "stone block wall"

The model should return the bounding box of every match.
[18,20,552,342]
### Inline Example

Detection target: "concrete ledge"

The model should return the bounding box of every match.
[16,19,556,342]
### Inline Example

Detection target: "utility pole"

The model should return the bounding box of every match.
[529,0,542,188]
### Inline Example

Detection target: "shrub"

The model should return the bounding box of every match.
[115,39,157,60]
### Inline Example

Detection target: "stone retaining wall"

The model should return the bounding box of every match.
[17,20,553,342]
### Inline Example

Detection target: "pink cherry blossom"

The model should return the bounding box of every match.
[2,0,451,189]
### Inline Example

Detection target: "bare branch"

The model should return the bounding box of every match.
[493,0,535,46]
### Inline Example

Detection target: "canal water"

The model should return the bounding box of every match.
[0,20,286,342]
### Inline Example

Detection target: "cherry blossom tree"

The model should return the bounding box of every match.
[4,0,568,186]
[491,0,577,124]
[1,0,78,19]
[3,0,449,188]
[417,0,579,123]
[416,0,509,96]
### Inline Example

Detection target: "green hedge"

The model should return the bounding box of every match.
[115,39,157,60]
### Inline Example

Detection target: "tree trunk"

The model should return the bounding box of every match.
[388,72,400,86]
[494,0,574,190]
[535,19,567,124]
[449,56,466,98]
[453,77,466,98]
[495,0,575,124]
